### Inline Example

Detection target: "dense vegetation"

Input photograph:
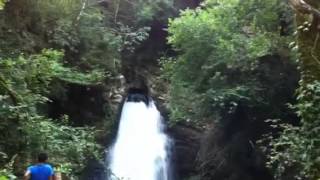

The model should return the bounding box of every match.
[162,0,320,179]
[0,0,320,180]
[0,0,172,179]
[163,0,294,125]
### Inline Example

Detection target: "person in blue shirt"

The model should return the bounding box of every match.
[23,153,55,180]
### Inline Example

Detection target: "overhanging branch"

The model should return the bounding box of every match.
[290,0,320,18]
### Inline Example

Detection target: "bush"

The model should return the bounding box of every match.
[0,49,103,178]
[162,0,293,125]
[267,81,320,180]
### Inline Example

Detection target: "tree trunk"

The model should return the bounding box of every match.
[291,0,320,84]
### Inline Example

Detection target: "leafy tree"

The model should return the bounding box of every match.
[164,0,293,125]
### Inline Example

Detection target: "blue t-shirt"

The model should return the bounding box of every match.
[27,163,54,180]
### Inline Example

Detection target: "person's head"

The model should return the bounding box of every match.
[37,153,48,163]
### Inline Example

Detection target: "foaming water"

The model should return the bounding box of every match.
[108,100,171,180]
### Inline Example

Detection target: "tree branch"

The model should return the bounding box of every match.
[75,0,87,25]
[289,0,320,18]
[114,0,121,23]
[0,76,20,105]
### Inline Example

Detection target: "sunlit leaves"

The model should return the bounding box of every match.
[164,0,290,124]
[0,0,5,10]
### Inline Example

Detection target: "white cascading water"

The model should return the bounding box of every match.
[108,100,170,180]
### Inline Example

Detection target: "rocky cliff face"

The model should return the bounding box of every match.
[196,108,274,180]
[167,124,202,179]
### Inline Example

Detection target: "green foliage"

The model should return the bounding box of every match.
[77,7,122,71]
[106,0,174,25]
[0,49,103,178]
[134,0,174,23]
[264,1,320,179]
[1,0,123,73]
[0,154,17,180]
[267,81,320,180]
[0,0,173,68]
[163,0,292,125]
[0,0,5,10]
[0,49,104,94]
[23,117,101,177]
[0,0,176,177]
[0,0,175,178]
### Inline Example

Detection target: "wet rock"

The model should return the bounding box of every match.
[168,123,202,179]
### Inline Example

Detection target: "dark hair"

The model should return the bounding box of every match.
[37,153,48,162]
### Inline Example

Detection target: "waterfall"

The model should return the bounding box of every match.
[107,98,171,180]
